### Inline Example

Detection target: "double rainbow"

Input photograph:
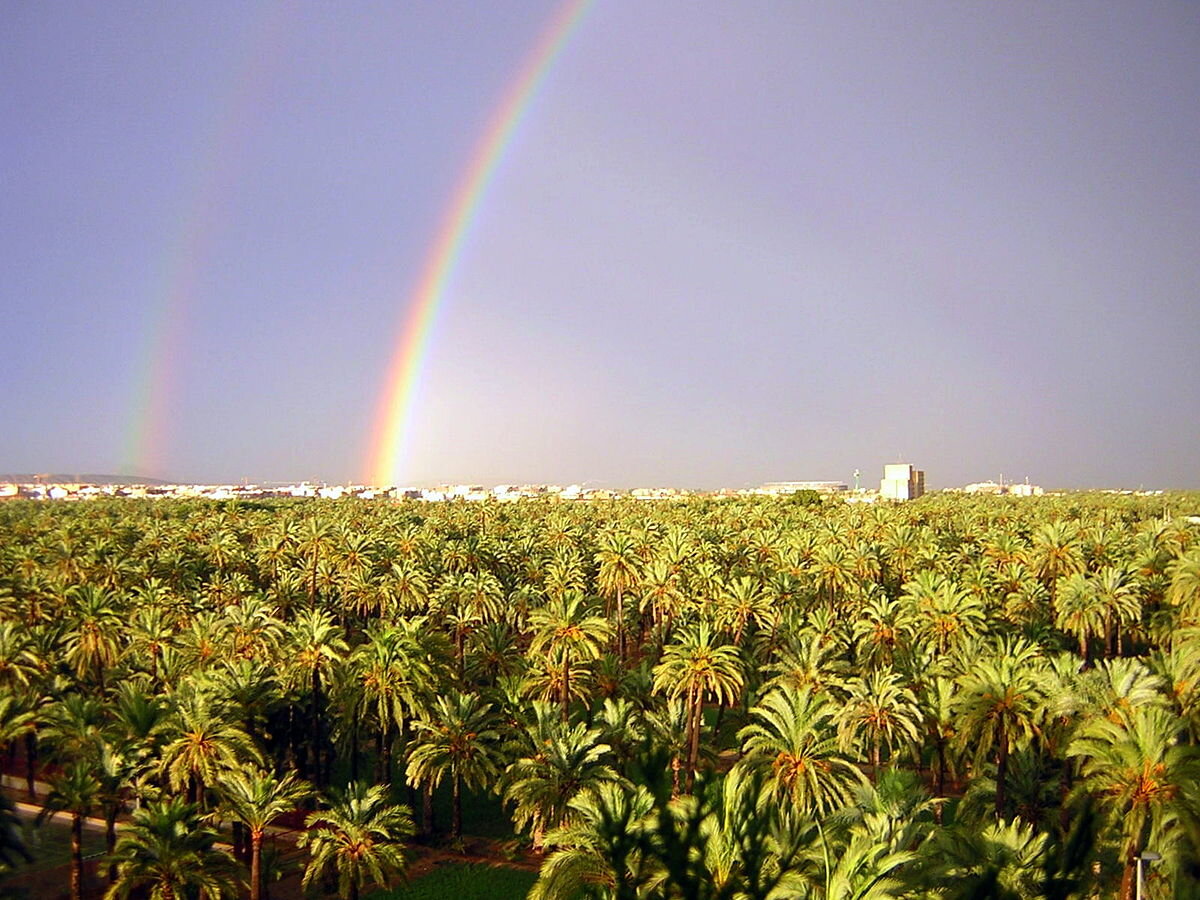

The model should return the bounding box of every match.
[365,0,593,486]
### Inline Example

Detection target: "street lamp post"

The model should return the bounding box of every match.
[1135,850,1160,900]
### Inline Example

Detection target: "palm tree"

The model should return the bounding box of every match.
[501,704,620,848]
[954,647,1048,819]
[1069,705,1200,900]
[347,619,446,784]
[532,781,660,900]
[716,576,773,648]
[919,676,959,820]
[596,531,642,659]
[1055,573,1106,659]
[811,541,859,608]
[639,558,685,638]
[217,767,311,900]
[300,781,413,900]
[1166,550,1200,625]
[294,517,333,602]
[836,668,922,773]
[106,796,241,900]
[1094,565,1140,657]
[1030,521,1085,615]
[287,608,347,786]
[911,578,986,656]
[737,684,868,817]
[528,590,611,720]
[851,592,912,669]
[64,584,123,689]
[931,817,1049,900]
[405,692,504,837]
[0,621,39,691]
[652,622,743,791]
[39,761,100,900]
[159,688,262,808]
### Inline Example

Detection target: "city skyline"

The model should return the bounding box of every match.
[4,2,1199,490]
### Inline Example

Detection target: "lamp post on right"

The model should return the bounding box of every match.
[1135,849,1161,900]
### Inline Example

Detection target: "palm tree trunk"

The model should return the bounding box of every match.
[934,738,947,824]
[375,729,385,783]
[422,782,435,837]
[24,731,36,799]
[561,657,571,721]
[250,831,263,900]
[71,813,83,900]
[616,588,625,661]
[995,731,1009,819]
[452,773,463,838]
[1120,859,1135,900]
[686,688,703,793]
[311,667,324,787]
[106,806,118,881]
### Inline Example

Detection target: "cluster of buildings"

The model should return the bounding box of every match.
[959,478,1044,497]
[0,464,1071,504]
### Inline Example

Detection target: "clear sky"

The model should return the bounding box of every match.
[3,1,1198,489]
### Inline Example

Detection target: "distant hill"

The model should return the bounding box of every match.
[0,473,173,486]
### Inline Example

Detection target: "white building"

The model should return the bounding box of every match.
[880,463,925,501]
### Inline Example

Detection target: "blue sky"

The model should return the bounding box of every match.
[3,1,1198,488]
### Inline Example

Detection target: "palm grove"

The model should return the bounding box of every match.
[1,491,1199,900]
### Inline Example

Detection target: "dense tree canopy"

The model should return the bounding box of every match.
[0,491,1198,899]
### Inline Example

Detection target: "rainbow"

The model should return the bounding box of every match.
[366,0,593,487]
[122,2,287,477]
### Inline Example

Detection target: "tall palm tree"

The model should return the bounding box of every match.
[652,622,743,791]
[738,684,868,817]
[64,584,123,689]
[1069,705,1200,900]
[106,797,241,900]
[528,590,611,720]
[954,648,1048,819]
[159,688,262,808]
[1030,521,1085,616]
[287,608,347,786]
[501,704,620,848]
[39,761,100,900]
[836,668,922,773]
[0,621,39,691]
[347,619,446,784]
[299,781,413,900]
[596,531,642,659]
[1094,565,1140,657]
[918,676,959,820]
[532,781,660,900]
[716,576,773,648]
[217,767,311,900]
[405,692,504,837]
[1055,573,1106,659]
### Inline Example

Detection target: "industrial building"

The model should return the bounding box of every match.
[880,463,925,500]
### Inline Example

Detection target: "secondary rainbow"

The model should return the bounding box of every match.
[367,0,592,486]
[122,2,288,477]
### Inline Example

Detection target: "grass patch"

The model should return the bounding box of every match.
[1,811,106,877]
[373,863,535,900]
